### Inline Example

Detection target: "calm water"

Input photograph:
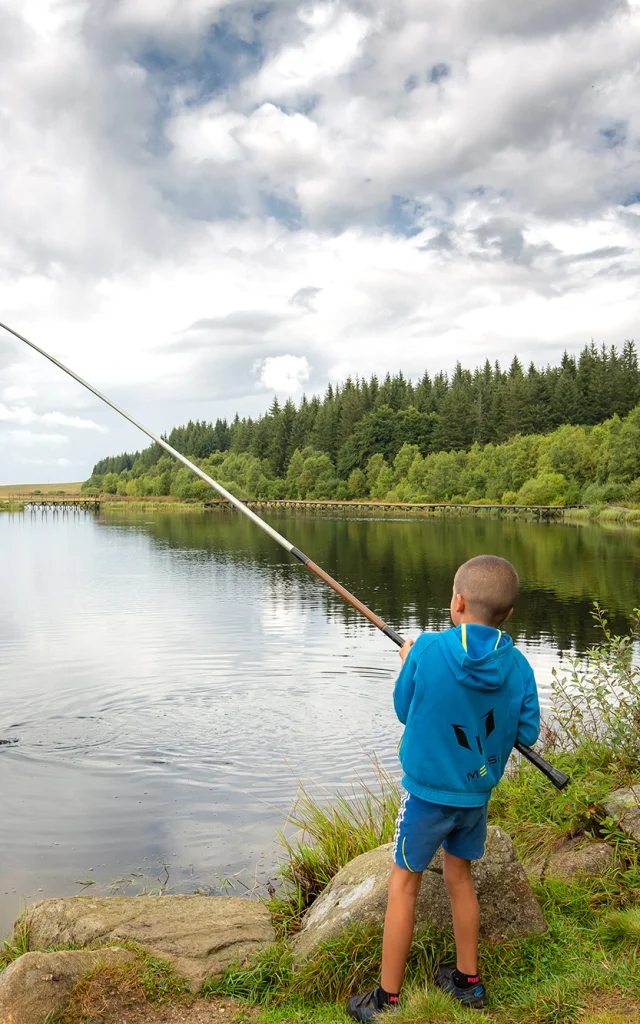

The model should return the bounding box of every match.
[1,510,638,936]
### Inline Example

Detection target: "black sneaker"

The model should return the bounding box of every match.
[435,966,488,1008]
[346,987,397,1020]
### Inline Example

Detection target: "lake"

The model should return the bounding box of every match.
[1,509,638,937]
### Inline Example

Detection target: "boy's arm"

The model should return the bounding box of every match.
[393,640,419,724]
[516,668,541,747]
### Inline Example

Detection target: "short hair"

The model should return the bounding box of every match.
[453,555,519,627]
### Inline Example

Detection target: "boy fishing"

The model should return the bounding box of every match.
[347,555,540,1019]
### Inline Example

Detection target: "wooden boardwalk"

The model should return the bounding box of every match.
[3,494,584,519]
[4,495,101,512]
[205,498,584,520]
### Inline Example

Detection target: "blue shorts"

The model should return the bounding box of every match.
[392,791,488,873]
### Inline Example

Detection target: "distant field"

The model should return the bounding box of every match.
[0,481,83,495]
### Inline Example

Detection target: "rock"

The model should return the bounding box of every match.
[602,786,640,841]
[23,895,276,992]
[545,839,616,880]
[294,826,546,958]
[0,947,135,1024]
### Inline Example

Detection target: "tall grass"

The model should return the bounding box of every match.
[214,898,640,1022]
[266,758,401,936]
[0,904,30,971]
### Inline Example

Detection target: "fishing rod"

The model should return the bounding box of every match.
[1,320,570,790]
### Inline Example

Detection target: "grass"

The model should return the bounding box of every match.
[55,945,193,1022]
[266,758,401,937]
[101,499,209,512]
[565,506,640,525]
[0,481,83,495]
[211,901,640,1024]
[0,903,31,970]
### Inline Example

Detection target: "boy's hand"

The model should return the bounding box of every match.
[399,638,414,664]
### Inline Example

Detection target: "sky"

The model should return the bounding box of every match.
[0,0,639,483]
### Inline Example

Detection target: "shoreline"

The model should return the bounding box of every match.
[2,486,639,525]
[5,495,636,526]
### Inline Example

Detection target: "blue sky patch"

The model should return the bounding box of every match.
[262,192,303,229]
[600,121,627,148]
[381,195,425,237]
[429,62,450,84]
[135,19,265,105]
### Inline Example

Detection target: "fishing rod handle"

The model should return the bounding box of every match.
[514,741,570,790]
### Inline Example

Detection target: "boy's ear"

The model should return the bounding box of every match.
[455,593,465,614]
[504,607,514,622]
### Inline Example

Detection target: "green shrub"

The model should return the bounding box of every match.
[582,482,629,505]
[552,605,640,768]
[517,472,568,506]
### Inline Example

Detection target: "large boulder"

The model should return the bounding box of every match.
[294,827,546,958]
[23,895,275,991]
[0,947,135,1024]
[602,786,640,842]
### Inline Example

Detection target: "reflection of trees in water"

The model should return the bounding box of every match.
[117,513,640,654]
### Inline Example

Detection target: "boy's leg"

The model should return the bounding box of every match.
[442,851,479,976]
[347,792,448,1019]
[380,863,424,994]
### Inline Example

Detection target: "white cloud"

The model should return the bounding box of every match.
[259,355,312,394]
[0,0,639,483]
[41,412,107,432]
[2,386,36,401]
[107,0,231,36]
[0,404,106,431]
[253,9,371,100]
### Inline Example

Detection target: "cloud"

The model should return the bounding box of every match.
[0,0,639,483]
[40,412,108,431]
[252,8,370,100]
[2,386,36,401]
[290,286,322,308]
[0,404,107,431]
[258,355,311,394]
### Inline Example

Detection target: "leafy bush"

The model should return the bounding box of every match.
[582,482,629,505]
[552,605,640,768]
[517,472,568,506]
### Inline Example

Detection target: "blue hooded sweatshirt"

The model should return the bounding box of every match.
[394,624,540,807]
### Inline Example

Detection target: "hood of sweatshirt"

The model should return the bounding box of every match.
[440,624,515,691]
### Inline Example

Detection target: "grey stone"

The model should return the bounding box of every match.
[548,839,615,879]
[23,894,276,991]
[0,947,135,1024]
[602,786,640,841]
[294,826,546,958]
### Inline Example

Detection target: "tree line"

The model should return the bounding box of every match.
[84,342,640,506]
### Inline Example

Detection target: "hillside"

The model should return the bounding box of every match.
[84,343,640,507]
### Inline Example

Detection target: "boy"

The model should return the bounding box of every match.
[347,555,540,1019]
